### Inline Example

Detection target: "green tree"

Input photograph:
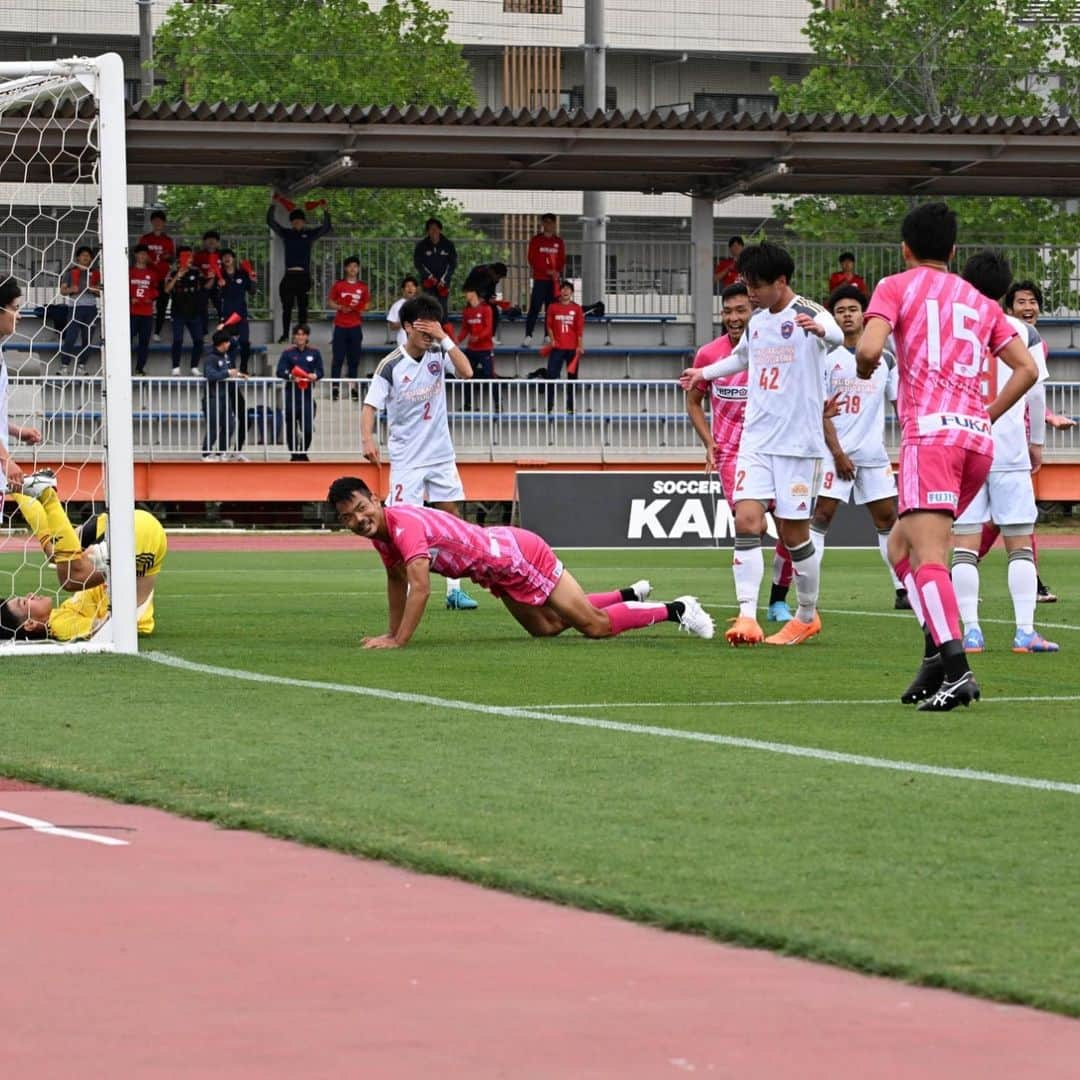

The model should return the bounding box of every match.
[772,0,1080,260]
[152,0,479,238]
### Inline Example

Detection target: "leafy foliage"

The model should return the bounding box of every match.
[152,0,479,237]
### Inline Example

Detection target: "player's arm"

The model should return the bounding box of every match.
[1027,379,1047,474]
[823,416,855,481]
[986,337,1038,423]
[679,343,747,389]
[685,382,713,459]
[361,402,381,465]
[855,316,890,378]
[364,558,431,649]
[384,561,408,638]
[795,310,844,349]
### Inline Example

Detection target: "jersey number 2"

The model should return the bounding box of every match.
[422,401,433,421]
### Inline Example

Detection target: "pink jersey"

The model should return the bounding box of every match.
[865,266,1016,454]
[373,505,547,596]
[692,334,747,454]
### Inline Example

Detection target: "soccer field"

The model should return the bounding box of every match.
[4,544,1080,1016]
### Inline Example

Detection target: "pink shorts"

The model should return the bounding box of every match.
[488,527,564,606]
[898,442,992,518]
[717,450,738,512]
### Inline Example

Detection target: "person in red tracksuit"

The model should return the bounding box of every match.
[523,214,565,346]
[129,245,157,375]
[328,255,370,400]
[459,286,499,412]
[544,280,584,414]
[139,210,175,338]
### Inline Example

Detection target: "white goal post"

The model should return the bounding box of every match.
[0,53,137,655]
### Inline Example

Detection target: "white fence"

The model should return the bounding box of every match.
[11,375,1080,465]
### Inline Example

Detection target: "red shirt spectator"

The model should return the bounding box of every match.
[329,278,370,329]
[528,229,565,282]
[546,297,584,351]
[714,236,745,289]
[460,300,494,352]
[129,265,157,316]
[828,270,868,294]
[139,222,175,284]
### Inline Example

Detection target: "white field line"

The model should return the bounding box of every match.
[522,695,1080,708]
[142,652,1080,797]
[0,808,128,846]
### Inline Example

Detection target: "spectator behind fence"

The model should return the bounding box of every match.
[828,251,868,296]
[459,285,498,412]
[267,194,332,343]
[328,255,370,401]
[58,245,100,373]
[129,244,157,376]
[543,280,585,414]
[413,217,457,322]
[193,230,224,330]
[217,249,256,374]
[138,210,174,339]
[202,328,249,461]
[387,275,419,349]
[276,323,323,462]
[165,246,214,376]
[523,213,565,346]
[714,236,744,291]
[462,261,507,340]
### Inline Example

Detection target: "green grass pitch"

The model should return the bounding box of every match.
[3,543,1079,1015]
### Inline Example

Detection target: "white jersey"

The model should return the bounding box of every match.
[364,344,457,467]
[986,316,1048,473]
[387,298,408,348]
[825,344,898,467]
[0,347,9,451]
[734,296,842,458]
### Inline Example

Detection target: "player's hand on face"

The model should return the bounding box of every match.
[835,451,856,482]
[415,318,443,339]
[362,634,400,650]
[795,313,823,337]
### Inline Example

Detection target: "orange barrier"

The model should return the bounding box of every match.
[29,459,1080,503]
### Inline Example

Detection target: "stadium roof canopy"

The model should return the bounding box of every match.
[12,100,1080,198]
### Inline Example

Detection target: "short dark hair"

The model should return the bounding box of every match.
[838,251,856,264]
[728,236,744,247]
[343,255,360,269]
[490,262,508,277]
[960,249,1013,303]
[901,201,957,263]
[289,209,306,222]
[400,275,419,288]
[176,244,193,255]
[400,294,443,326]
[328,476,373,506]
[425,217,443,231]
[212,329,233,347]
[75,245,95,259]
[541,213,556,222]
[293,323,310,336]
[737,242,795,286]
[1005,279,1043,311]
[132,244,149,255]
[0,277,21,309]
[219,248,235,259]
[0,598,46,641]
[720,282,750,302]
[827,284,869,313]
[150,209,167,222]
[202,230,220,241]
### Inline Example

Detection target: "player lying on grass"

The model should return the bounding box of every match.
[328,476,714,648]
[0,470,167,641]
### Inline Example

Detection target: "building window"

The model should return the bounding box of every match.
[504,0,563,12]
[562,85,617,111]
[693,92,777,117]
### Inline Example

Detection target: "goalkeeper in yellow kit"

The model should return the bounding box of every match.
[0,470,167,642]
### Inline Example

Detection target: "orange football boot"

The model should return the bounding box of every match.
[725,615,765,646]
[765,612,822,645]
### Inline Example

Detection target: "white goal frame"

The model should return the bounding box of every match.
[0,54,137,655]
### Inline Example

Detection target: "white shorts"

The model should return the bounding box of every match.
[954,470,1037,530]
[733,451,822,520]
[386,460,465,507]
[818,459,897,505]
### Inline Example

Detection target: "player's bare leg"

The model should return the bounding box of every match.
[432,499,478,609]
[765,517,822,645]
[728,499,767,645]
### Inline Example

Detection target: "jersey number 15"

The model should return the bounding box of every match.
[924,299,982,378]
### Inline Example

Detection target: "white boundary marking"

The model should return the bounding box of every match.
[143,652,1080,797]
[522,695,1080,708]
[0,808,128,846]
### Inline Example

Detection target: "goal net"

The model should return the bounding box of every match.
[0,54,138,656]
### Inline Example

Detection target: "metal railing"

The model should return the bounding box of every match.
[9,375,1080,464]
[5,234,1080,318]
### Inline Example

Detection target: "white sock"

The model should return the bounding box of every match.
[950,548,980,632]
[446,578,461,595]
[878,530,901,588]
[733,536,764,619]
[1007,548,1037,633]
[810,525,828,579]
[788,539,819,623]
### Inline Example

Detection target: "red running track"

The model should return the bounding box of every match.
[2,785,1078,1078]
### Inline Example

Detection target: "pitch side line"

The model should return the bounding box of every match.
[0,809,129,846]
[142,652,1080,797]
[522,695,1080,708]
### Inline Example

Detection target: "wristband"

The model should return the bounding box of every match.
[439,336,454,352]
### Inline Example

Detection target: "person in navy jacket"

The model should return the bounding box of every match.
[276,323,324,461]
[216,250,257,373]
[413,217,457,321]
[267,194,332,342]
[202,330,249,460]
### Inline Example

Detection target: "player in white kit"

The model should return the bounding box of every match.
[811,284,907,608]
[362,293,479,609]
[680,243,843,646]
[952,252,1058,654]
